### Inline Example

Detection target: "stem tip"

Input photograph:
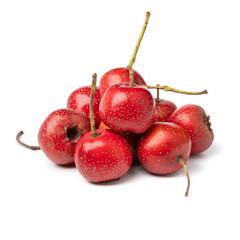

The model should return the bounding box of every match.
[178,157,190,197]
[16,131,41,150]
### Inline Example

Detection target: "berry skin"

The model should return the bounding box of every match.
[67,86,101,127]
[154,99,177,122]
[74,129,132,182]
[137,122,191,174]
[38,108,91,165]
[99,83,155,134]
[99,67,146,97]
[169,104,214,154]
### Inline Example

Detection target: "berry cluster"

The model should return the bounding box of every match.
[17,12,213,196]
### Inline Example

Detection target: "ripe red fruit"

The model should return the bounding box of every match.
[38,108,91,165]
[153,86,177,122]
[99,67,146,97]
[74,129,132,182]
[99,83,155,133]
[67,86,101,127]
[154,99,177,122]
[169,104,214,154]
[138,122,191,174]
[137,122,191,196]
[74,73,132,182]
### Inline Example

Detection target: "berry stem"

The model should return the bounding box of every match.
[145,84,208,95]
[90,73,99,138]
[128,12,150,87]
[178,157,190,197]
[16,131,41,150]
[156,84,160,103]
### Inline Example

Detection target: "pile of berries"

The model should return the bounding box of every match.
[17,12,213,196]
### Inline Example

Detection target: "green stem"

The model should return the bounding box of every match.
[145,84,208,95]
[90,73,99,138]
[128,12,150,87]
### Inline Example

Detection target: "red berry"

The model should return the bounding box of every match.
[169,104,214,154]
[74,129,132,182]
[154,99,177,122]
[38,108,91,165]
[67,86,101,127]
[99,83,155,134]
[99,68,146,97]
[138,122,191,174]
[138,122,191,196]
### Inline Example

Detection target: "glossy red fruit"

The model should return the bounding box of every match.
[38,108,91,165]
[99,83,155,134]
[74,129,132,182]
[169,104,214,154]
[67,86,101,127]
[99,67,146,97]
[137,122,191,175]
[154,99,177,122]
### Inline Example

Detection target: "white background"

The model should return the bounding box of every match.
[1,0,240,239]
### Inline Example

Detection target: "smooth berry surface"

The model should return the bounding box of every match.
[99,67,146,97]
[99,83,155,134]
[67,86,101,127]
[154,99,177,122]
[74,129,132,182]
[169,104,214,154]
[138,122,191,174]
